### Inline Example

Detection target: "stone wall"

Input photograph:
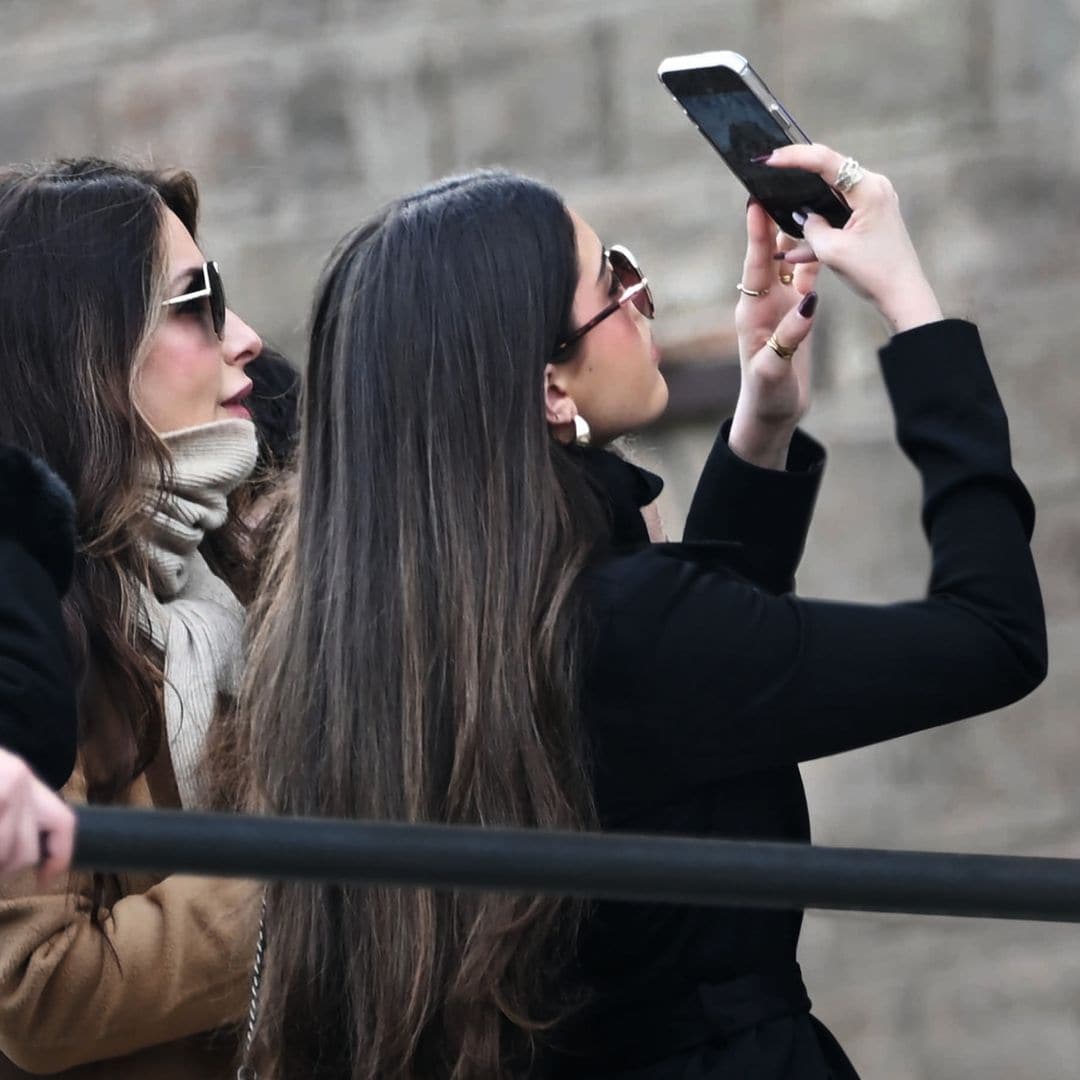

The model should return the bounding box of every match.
[2,1,1080,1076]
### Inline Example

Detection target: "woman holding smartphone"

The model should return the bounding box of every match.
[0,159,265,1078]
[238,145,1045,1079]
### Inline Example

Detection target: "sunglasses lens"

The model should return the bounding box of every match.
[207,261,226,340]
[610,247,654,319]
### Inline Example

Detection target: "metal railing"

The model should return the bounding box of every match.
[73,805,1080,923]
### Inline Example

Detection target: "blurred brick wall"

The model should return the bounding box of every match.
[3,1,1080,1075]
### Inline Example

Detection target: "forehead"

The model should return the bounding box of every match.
[567,207,603,274]
[161,206,204,270]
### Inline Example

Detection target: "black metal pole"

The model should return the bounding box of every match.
[73,805,1080,923]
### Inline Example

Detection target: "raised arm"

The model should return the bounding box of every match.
[682,198,825,593]
[588,147,1045,781]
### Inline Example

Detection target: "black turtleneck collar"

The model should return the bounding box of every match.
[569,444,664,549]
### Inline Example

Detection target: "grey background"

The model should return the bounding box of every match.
[3,1,1080,1076]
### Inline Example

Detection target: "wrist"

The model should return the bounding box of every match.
[727,408,796,470]
[877,277,944,335]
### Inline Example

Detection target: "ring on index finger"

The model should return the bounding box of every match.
[736,282,770,298]
[834,157,865,194]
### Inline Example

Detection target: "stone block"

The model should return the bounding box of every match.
[425,20,612,178]
[774,0,990,132]
[0,1,158,68]
[98,46,289,219]
[609,0,766,176]
[0,77,103,162]
[988,0,1080,108]
[801,910,1080,1079]
[215,228,334,364]
[279,53,364,189]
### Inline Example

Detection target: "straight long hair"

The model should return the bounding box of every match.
[243,171,608,1078]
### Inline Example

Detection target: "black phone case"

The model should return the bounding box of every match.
[659,57,851,239]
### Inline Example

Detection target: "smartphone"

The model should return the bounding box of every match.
[657,51,851,238]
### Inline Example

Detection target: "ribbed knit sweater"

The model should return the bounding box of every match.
[140,419,257,808]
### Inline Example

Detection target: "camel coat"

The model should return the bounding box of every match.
[0,743,259,1078]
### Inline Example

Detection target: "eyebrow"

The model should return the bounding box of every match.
[169,265,203,292]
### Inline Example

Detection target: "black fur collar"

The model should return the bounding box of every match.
[0,443,76,595]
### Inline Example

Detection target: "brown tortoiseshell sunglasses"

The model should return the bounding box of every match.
[553,245,655,357]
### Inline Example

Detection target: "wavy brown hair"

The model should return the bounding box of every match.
[241,171,609,1078]
[0,160,251,872]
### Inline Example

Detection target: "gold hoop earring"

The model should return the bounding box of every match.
[573,414,591,447]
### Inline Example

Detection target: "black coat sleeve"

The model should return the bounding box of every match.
[586,321,1047,781]
[683,421,825,595]
[0,445,78,789]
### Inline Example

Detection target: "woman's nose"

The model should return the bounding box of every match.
[223,309,263,368]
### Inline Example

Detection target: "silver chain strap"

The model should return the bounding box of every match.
[236,891,267,1080]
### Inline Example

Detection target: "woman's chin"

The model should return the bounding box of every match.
[648,377,670,423]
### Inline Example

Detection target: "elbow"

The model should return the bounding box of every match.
[1013,612,1049,697]
[992,629,1048,710]
[1016,638,1049,698]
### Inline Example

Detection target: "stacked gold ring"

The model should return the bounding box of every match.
[765,333,797,360]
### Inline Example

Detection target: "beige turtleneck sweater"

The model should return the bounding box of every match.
[140,418,258,808]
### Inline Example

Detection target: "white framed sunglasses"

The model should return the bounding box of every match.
[161,260,226,341]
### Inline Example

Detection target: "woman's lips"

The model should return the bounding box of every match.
[221,381,254,419]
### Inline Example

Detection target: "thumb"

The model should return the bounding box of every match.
[797,210,839,259]
[30,785,75,887]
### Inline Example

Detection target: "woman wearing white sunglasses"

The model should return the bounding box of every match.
[0,159,265,1079]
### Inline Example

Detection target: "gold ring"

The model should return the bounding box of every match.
[736,282,770,298]
[779,272,795,285]
[765,333,797,360]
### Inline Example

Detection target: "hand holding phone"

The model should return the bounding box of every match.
[657,51,851,238]
[764,144,942,334]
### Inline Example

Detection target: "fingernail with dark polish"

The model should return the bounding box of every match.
[772,251,788,261]
[750,153,772,164]
[799,291,818,318]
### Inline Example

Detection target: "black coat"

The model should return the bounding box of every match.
[552,320,1047,1079]
[0,443,78,789]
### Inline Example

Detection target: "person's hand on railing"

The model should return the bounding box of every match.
[0,747,75,885]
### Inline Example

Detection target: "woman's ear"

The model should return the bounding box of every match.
[543,363,577,442]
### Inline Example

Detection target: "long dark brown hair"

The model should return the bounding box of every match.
[242,171,609,1078]
[0,160,251,858]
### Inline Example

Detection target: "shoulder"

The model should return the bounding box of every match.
[581,543,766,672]
[0,444,76,595]
[583,542,748,607]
